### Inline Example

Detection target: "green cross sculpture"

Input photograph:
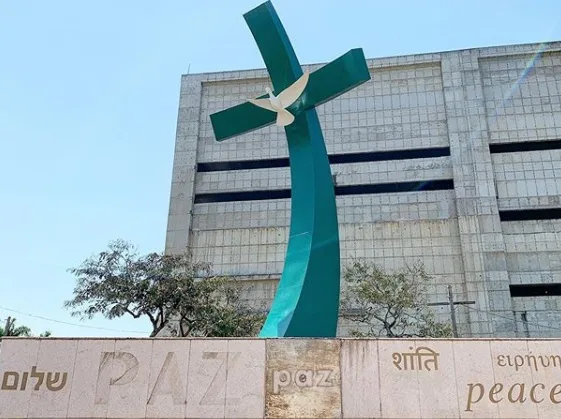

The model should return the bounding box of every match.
[209,1,370,337]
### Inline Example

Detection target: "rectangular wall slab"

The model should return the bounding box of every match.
[3,337,561,418]
[0,338,266,419]
[265,339,341,418]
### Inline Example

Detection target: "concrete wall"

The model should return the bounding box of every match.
[3,337,561,418]
[165,41,561,338]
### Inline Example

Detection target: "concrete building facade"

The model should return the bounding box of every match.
[165,41,561,338]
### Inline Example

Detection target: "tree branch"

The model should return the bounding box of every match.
[146,311,157,326]
[123,306,143,319]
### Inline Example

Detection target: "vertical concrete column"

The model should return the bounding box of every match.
[442,50,515,337]
[165,75,203,254]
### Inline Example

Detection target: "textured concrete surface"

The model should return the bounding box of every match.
[165,41,561,338]
[4,337,561,418]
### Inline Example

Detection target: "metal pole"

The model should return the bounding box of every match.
[3,316,12,336]
[521,311,530,338]
[448,285,458,338]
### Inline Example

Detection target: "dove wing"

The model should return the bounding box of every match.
[276,109,295,126]
[277,70,310,108]
[248,98,277,112]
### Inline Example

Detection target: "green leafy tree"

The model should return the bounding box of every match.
[0,317,51,338]
[340,260,453,338]
[65,240,265,337]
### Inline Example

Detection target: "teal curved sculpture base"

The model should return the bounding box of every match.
[260,107,339,337]
[209,1,370,337]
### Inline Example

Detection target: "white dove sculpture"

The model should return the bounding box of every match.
[248,70,310,127]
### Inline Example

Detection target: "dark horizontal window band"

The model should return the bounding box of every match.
[500,208,561,221]
[489,139,561,154]
[330,147,450,164]
[336,179,453,195]
[198,158,289,172]
[194,179,454,204]
[196,189,290,203]
[510,283,561,298]
[197,147,450,172]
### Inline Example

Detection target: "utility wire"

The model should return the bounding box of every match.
[461,304,561,332]
[0,306,147,335]
[2,304,560,336]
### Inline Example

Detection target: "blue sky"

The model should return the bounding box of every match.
[1,0,560,337]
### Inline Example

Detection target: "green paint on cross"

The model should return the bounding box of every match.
[209,1,370,337]
[211,48,370,142]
